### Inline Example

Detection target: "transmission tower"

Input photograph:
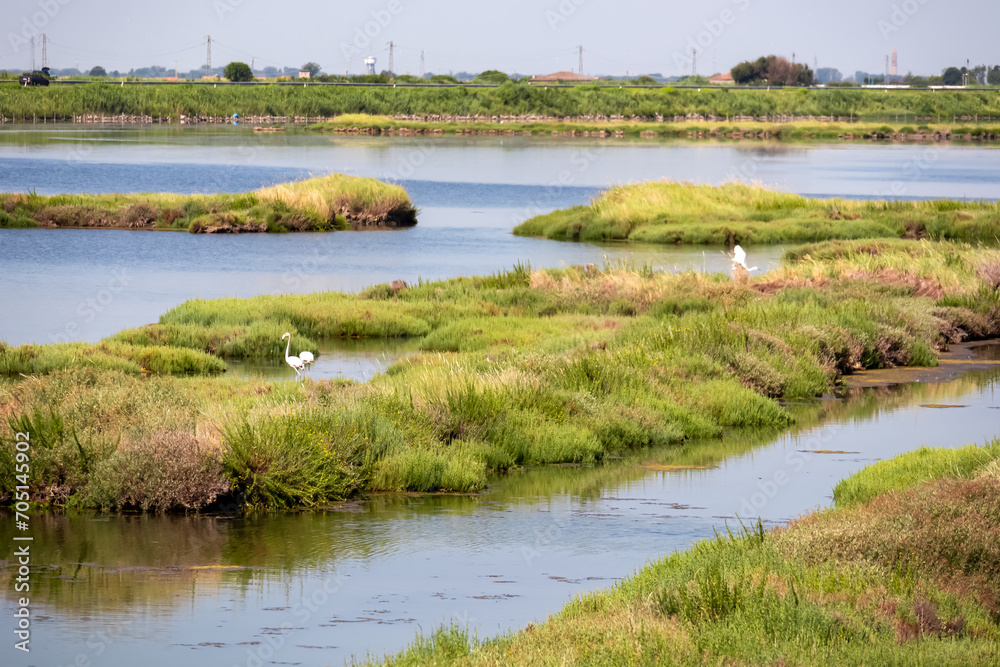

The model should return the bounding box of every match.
[30,36,35,72]
[206,35,212,77]
[420,50,425,78]
[691,48,696,77]
[41,34,47,69]
[387,41,394,78]
[578,45,583,75]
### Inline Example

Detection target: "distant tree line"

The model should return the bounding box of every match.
[730,56,814,86]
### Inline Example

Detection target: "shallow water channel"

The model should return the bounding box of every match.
[2,351,998,666]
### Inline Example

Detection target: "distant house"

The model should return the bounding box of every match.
[530,70,598,83]
[298,70,311,79]
[708,72,734,85]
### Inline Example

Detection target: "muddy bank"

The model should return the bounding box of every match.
[844,340,1000,388]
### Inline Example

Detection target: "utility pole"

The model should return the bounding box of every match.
[41,34,47,69]
[387,41,394,78]
[578,45,583,75]
[206,35,212,77]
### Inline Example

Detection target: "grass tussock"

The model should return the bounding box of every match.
[367,445,1000,666]
[515,180,1000,246]
[0,174,416,233]
[832,440,1000,508]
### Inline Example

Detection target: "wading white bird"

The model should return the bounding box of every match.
[299,350,315,367]
[732,245,758,273]
[281,332,305,377]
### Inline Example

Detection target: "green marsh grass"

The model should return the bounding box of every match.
[5,83,1000,122]
[833,440,1000,508]
[515,181,1000,246]
[3,242,1000,509]
[0,174,416,233]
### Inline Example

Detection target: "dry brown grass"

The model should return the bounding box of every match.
[86,430,229,511]
[776,476,1000,607]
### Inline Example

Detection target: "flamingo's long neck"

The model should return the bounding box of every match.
[284,336,291,360]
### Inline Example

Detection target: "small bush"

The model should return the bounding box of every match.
[86,431,229,511]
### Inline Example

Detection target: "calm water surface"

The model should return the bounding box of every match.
[1,127,999,665]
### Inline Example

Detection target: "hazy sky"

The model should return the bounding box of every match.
[2,0,996,77]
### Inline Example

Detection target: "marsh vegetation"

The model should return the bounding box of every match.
[1,236,998,511]
[515,181,1000,246]
[0,174,417,232]
[3,84,1000,122]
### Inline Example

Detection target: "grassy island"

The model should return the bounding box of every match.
[515,181,1000,246]
[0,174,418,232]
[1,234,999,511]
[369,442,1000,666]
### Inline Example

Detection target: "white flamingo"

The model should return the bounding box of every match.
[732,245,758,273]
[299,350,315,367]
[281,332,305,377]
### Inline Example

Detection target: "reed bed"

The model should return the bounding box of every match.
[3,83,1000,121]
